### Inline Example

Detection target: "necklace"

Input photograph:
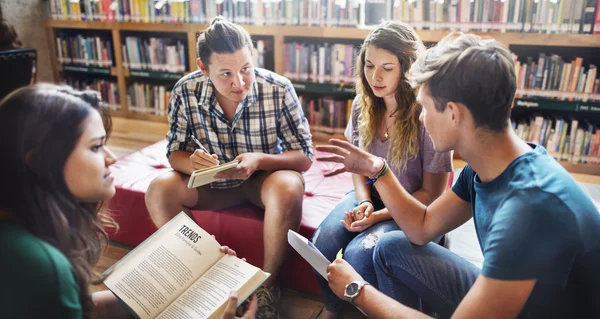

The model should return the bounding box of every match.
[383,120,393,141]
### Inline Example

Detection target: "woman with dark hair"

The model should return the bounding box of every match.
[311,21,453,319]
[0,83,256,319]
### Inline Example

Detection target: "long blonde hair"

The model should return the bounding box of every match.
[356,21,425,172]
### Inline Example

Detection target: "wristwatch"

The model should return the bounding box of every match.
[343,280,370,304]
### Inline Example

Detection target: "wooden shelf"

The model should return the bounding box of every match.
[291,81,355,95]
[109,110,128,118]
[119,21,191,32]
[60,64,115,76]
[125,69,184,80]
[127,112,168,122]
[559,162,600,176]
[46,20,600,48]
[513,98,600,113]
[46,19,114,30]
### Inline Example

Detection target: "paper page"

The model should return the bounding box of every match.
[103,212,223,319]
[187,161,239,189]
[287,230,331,280]
[156,254,268,319]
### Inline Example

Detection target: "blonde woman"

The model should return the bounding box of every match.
[312,21,452,319]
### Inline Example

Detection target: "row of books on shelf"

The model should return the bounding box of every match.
[252,40,268,71]
[47,0,600,34]
[63,78,121,111]
[284,43,359,85]
[300,96,351,135]
[54,32,269,73]
[122,36,187,73]
[514,53,600,100]
[127,82,171,115]
[56,34,114,67]
[514,116,600,165]
[395,0,600,34]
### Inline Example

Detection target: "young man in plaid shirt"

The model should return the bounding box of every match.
[145,18,313,319]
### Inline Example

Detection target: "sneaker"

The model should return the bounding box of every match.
[255,284,281,319]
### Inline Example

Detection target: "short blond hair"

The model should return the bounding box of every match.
[408,32,516,131]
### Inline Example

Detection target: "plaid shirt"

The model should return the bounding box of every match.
[166,68,313,189]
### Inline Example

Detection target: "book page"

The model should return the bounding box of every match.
[103,212,223,319]
[187,161,239,189]
[156,254,269,319]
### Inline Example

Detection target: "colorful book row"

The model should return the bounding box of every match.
[513,115,600,165]
[284,43,359,85]
[127,82,171,116]
[47,0,600,34]
[63,77,121,111]
[56,34,114,67]
[513,52,599,100]
[300,96,352,135]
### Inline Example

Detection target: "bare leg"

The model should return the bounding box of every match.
[145,171,199,227]
[145,170,247,228]
[260,171,304,286]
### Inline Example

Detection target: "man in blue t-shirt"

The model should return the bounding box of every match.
[316,32,600,318]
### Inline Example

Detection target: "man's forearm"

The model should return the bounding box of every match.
[168,151,194,175]
[354,285,432,319]
[374,171,429,244]
[256,150,312,172]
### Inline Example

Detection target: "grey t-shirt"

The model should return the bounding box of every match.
[344,96,453,194]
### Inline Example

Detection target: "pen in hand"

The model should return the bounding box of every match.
[189,134,219,166]
[190,134,210,154]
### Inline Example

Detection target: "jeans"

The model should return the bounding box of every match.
[373,231,480,318]
[311,190,401,313]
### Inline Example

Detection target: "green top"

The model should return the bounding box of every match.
[0,220,82,318]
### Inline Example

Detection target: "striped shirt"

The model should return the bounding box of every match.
[166,68,313,189]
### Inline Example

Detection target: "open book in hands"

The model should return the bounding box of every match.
[102,212,269,319]
[187,161,240,189]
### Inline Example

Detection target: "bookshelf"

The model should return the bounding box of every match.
[45,19,600,174]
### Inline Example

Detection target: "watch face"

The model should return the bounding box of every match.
[346,282,359,295]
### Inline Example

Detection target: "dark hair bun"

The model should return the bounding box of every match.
[210,16,227,26]
[79,90,101,107]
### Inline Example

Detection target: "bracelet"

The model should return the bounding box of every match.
[357,199,373,207]
[368,157,387,180]
[365,158,388,185]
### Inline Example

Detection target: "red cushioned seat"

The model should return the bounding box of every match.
[106,140,353,294]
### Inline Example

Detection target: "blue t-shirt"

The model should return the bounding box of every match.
[452,144,600,318]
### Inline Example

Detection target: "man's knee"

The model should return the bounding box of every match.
[373,231,412,267]
[262,170,304,208]
[145,171,189,210]
[265,170,304,194]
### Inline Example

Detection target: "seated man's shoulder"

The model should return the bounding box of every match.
[502,161,598,227]
[172,70,208,94]
[254,68,293,90]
